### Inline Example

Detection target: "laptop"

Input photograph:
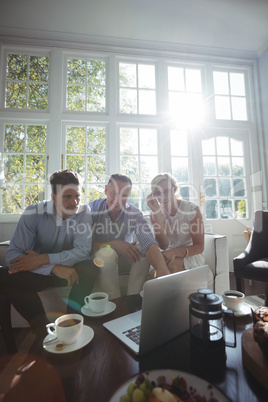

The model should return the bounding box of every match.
[103,265,209,355]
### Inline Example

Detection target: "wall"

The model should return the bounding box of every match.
[0,223,16,242]
[258,51,268,209]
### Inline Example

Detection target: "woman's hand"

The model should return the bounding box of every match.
[162,249,176,266]
[146,193,161,212]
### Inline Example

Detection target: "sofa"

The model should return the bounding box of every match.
[0,234,229,328]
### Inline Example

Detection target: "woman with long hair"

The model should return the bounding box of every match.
[147,173,205,273]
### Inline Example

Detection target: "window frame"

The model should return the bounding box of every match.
[0,44,262,224]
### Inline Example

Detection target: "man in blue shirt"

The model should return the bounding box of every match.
[0,170,98,340]
[89,173,170,299]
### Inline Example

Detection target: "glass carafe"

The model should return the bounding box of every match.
[189,288,236,368]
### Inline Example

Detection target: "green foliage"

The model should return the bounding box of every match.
[66,58,106,112]
[2,124,47,214]
[236,199,246,218]
[5,54,49,110]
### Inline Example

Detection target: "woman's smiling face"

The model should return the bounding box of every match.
[153,179,175,205]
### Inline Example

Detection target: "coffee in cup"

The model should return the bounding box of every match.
[222,290,245,311]
[46,313,83,344]
[84,292,108,313]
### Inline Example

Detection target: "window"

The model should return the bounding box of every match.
[65,125,106,202]
[66,58,106,112]
[120,127,158,210]
[168,66,204,126]
[119,62,156,114]
[1,124,47,213]
[170,129,190,199]
[5,53,49,110]
[0,45,257,223]
[203,136,247,219]
[213,71,247,121]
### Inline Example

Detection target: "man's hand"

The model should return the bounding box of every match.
[51,265,79,287]
[8,250,49,274]
[112,241,142,263]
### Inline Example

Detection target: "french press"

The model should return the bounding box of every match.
[189,288,236,367]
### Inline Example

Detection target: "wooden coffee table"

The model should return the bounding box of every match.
[2,295,268,401]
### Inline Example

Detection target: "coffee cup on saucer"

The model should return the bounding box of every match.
[222,290,245,312]
[84,292,108,313]
[46,313,83,345]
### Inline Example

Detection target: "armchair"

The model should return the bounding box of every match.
[233,210,268,306]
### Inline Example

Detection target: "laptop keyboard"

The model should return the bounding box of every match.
[122,325,141,345]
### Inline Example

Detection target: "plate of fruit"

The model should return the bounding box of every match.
[109,369,230,401]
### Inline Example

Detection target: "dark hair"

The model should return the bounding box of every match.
[107,173,132,188]
[50,170,81,194]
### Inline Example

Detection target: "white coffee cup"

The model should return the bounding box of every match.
[222,290,245,311]
[84,292,108,313]
[46,313,83,344]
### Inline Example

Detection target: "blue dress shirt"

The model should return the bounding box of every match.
[6,200,92,275]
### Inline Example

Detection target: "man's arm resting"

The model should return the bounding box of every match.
[145,244,170,277]
[51,265,79,287]
[8,250,49,274]
[93,240,141,263]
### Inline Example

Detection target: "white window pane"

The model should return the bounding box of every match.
[120,155,139,182]
[203,156,216,176]
[170,130,188,156]
[219,178,231,196]
[67,85,86,111]
[87,155,106,183]
[120,128,138,154]
[169,92,185,115]
[215,96,231,120]
[87,87,106,112]
[119,63,136,87]
[139,90,156,114]
[231,139,243,156]
[128,185,140,209]
[235,199,247,218]
[168,67,184,91]
[230,73,245,96]
[186,93,204,119]
[139,129,157,154]
[213,71,229,95]
[138,64,155,89]
[87,127,106,154]
[232,157,244,176]
[231,97,247,121]
[185,69,202,92]
[86,185,105,203]
[216,137,230,156]
[206,200,218,219]
[220,200,233,219]
[204,178,217,197]
[218,157,230,176]
[120,88,137,113]
[233,179,245,197]
[171,157,189,183]
[202,138,215,155]
[140,156,158,182]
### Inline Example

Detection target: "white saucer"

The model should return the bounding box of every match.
[43,325,94,354]
[223,302,251,317]
[81,301,116,317]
